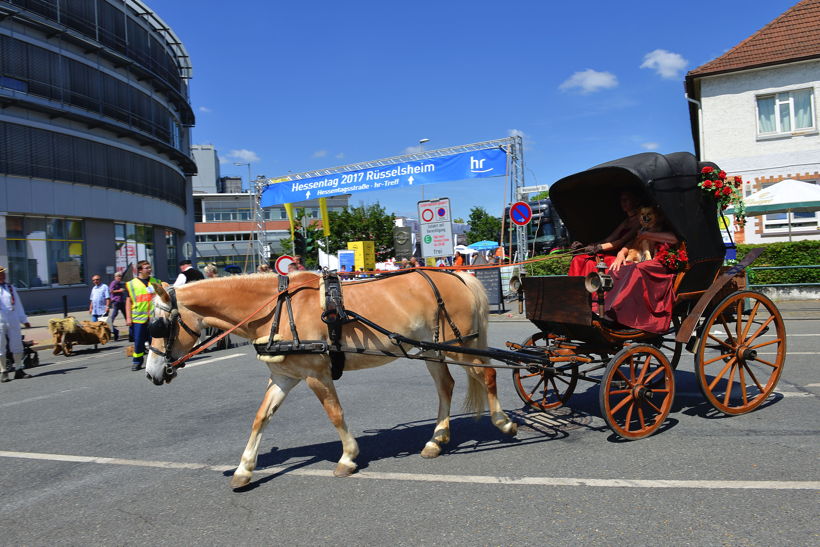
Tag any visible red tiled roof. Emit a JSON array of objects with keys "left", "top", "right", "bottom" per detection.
[{"left": 688, "top": 0, "right": 820, "bottom": 77}]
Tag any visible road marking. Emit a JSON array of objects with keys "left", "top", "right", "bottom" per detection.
[
  {"left": 0, "top": 450, "right": 817, "bottom": 491},
  {"left": 185, "top": 353, "right": 247, "bottom": 368},
  {"left": 806, "top": 383, "right": 820, "bottom": 388},
  {"left": 676, "top": 391, "right": 813, "bottom": 399},
  {"left": 0, "top": 388, "right": 88, "bottom": 408}
]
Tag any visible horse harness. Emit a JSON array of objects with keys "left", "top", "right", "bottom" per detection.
[{"left": 253, "top": 269, "right": 472, "bottom": 380}]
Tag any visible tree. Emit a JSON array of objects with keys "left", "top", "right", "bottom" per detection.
[
  {"left": 325, "top": 203, "right": 396, "bottom": 261},
  {"left": 465, "top": 206, "right": 501, "bottom": 244},
  {"left": 531, "top": 190, "right": 549, "bottom": 200}
]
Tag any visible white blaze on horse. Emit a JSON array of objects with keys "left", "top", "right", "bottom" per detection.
[{"left": 144, "top": 270, "right": 517, "bottom": 488}]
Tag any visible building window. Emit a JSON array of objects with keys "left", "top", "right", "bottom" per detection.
[
  {"left": 6, "top": 216, "right": 84, "bottom": 288},
  {"left": 166, "top": 230, "right": 179, "bottom": 280},
  {"left": 757, "top": 89, "right": 816, "bottom": 135},
  {"left": 761, "top": 180, "right": 819, "bottom": 234},
  {"left": 114, "top": 222, "right": 154, "bottom": 276}
]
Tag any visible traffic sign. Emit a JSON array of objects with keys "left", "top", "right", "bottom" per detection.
[
  {"left": 182, "top": 241, "right": 193, "bottom": 259},
  {"left": 274, "top": 255, "right": 294, "bottom": 275},
  {"left": 509, "top": 201, "right": 533, "bottom": 226},
  {"left": 417, "top": 198, "right": 454, "bottom": 258}
]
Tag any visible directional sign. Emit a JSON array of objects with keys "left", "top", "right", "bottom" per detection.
[
  {"left": 274, "top": 255, "right": 294, "bottom": 275},
  {"left": 509, "top": 201, "right": 533, "bottom": 226},
  {"left": 261, "top": 148, "right": 507, "bottom": 206}
]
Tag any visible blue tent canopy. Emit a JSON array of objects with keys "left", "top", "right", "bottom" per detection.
[{"left": 467, "top": 240, "right": 499, "bottom": 251}]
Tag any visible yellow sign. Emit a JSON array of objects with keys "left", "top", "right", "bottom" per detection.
[{"left": 347, "top": 241, "right": 375, "bottom": 271}]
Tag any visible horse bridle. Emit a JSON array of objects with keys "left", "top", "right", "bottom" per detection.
[{"left": 147, "top": 286, "right": 214, "bottom": 382}]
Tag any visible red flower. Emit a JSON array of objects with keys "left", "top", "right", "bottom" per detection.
[
  {"left": 715, "top": 190, "right": 722, "bottom": 197},
  {"left": 723, "top": 186, "right": 732, "bottom": 195},
  {"left": 703, "top": 181, "right": 713, "bottom": 189},
  {"left": 718, "top": 170, "right": 726, "bottom": 180},
  {"left": 715, "top": 180, "right": 723, "bottom": 188},
  {"left": 734, "top": 176, "right": 742, "bottom": 183},
  {"left": 701, "top": 166, "right": 714, "bottom": 173}
]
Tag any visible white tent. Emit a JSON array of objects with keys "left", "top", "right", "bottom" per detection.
[{"left": 726, "top": 179, "right": 820, "bottom": 241}]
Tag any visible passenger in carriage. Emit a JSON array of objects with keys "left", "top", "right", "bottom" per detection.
[
  {"left": 568, "top": 190, "right": 642, "bottom": 277},
  {"left": 603, "top": 218, "right": 680, "bottom": 334}
]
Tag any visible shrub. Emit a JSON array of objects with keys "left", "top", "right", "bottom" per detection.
[
  {"left": 737, "top": 240, "right": 820, "bottom": 285},
  {"left": 524, "top": 253, "right": 572, "bottom": 276}
]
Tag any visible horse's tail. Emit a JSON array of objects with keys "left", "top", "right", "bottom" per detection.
[{"left": 456, "top": 272, "right": 490, "bottom": 417}]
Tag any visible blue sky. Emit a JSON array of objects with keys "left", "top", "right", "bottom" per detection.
[{"left": 157, "top": 0, "right": 798, "bottom": 221}]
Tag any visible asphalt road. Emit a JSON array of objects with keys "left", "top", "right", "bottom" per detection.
[{"left": 1, "top": 316, "right": 817, "bottom": 546}]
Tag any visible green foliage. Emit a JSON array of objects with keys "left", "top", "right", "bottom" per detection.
[
  {"left": 523, "top": 253, "right": 573, "bottom": 276},
  {"left": 738, "top": 240, "right": 820, "bottom": 285},
  {"left": 531, "top": 190, "right": 549, "bottom": 200},
  {"left": 325, "top": 203, "right": 396, "bottom": 261},
  {"left": 465, "top": 207, "right": 501, "bottom": 244}
]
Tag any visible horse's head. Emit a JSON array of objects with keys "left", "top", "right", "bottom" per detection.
[{"left": 144, "top": 283, "right": 202, "bottom": 386}]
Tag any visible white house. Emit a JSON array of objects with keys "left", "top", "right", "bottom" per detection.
[{"left": 685, "top": 0, "right": 820, "bottom": 243}]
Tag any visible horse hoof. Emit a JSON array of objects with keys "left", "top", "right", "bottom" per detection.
[
  {"left": 420, "top": 441, "right": 442, "bottom": 459},
  {"left": 333, "top": 462, "right": 357, "bottom": 477},
  {"left": 230, "top": 473, "right": 251, "bottom": 489},
  {"left": 501, "top": 420, "right": 518, "bottom": 437}
]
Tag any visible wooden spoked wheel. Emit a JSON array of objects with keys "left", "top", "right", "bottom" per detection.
[
  {"left": 695, "top": 291, "right": 786, "bottom": 415},
  {"left": 600, "top": 344, "right": 675, "bottom": 440},
  {"left": 512, "top": 333, "right": 578, "bottom": 411}
]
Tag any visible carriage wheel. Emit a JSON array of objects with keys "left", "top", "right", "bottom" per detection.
[
  {"left": 695, "top": 291, "right": 786, "bottom": 415},
  {"left": 512, "top": 332, "right": 578, "bottom": 411},
  {"left": 599, "top": 344, "right": 675, "bottom": 440}
]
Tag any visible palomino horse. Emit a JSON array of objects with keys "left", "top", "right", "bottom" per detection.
[{"left": 144, "top": 270, "right": 517, "bottom": 488}]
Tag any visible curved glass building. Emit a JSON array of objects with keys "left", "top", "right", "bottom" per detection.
[{"left": 0, "top": 0, "right": 195, "bottom": 310}]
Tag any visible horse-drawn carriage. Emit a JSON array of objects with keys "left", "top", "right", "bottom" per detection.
[
  {"left": 142, "top": 151, "right": 784, "bottom": 488},
  {"left": 509, "top": 151, "right": 785, "bottom": 438}
]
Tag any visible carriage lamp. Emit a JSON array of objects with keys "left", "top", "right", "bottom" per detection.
[{"left": 584, "top": 271, "right": 613, "bottom": 294}]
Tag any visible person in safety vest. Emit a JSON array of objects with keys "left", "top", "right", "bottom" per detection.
[{"left": 125, "top": 260, "right": 161, "bottom": 371}]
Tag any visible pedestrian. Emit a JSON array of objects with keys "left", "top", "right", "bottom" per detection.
[
  {"left": 107, "top": 271, "right": 125, "bottom": 341},
  {"left": 257, "top": 263, "right": 272, "bottom": 273},
  {"left": 125, "top": 260, "right": 160, "bottom": 371},
  {"left": 0, "top": 266, "right": 32, "bottom": 382},
  {"left": 293, "top": 256, "right": 307, "bottom": 271},
  {"left": 88, "top": 274, "right": 111, "bottom": 322},
  {"left": 173, "top": 259, "right": 204, "bottom": 287},
  {"left": 203, "top": 263, "right": 218, "bottom": 278}
]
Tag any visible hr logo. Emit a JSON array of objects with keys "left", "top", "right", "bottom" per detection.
[{"left": 470, "top": 156, "right": 492, "bottom": 173}]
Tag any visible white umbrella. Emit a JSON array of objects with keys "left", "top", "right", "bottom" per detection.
[
  {"left": 453, "top": 244, "right": 477, "bottom": 254},
  {"left": 726, "top": 179, "right": 820, "bottom": 241}
]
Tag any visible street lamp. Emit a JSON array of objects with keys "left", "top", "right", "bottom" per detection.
[
  {"left": 418, "top": 139, "right": 430, "bottom": 200},
  {"left": 234, "top": 162, "right": 255, "bottom": 270}
]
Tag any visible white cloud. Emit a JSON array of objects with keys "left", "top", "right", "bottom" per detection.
[
  {"left": 641, "top": 142, "right": 660, "bottom": 150},
  {"left": 312, "top": 150, "right": 328, "bottom": 158},
  {"left": 198, "top": 106, "right": 212, "bottom": 113},
  {"left": 226, "top": 149, "right": 260, "bottom": 163},
  {"left": 559, "top": 69, "right": 618, "bottom": 94},
  {"left": 640, "top": 49, "right": 688, "bottom": 79},
  {"left": 404, "top": 145, "right": 423, "bottom": 154},
  {"left": 335, "top": 153, "right": 345, "bottom": 160}
]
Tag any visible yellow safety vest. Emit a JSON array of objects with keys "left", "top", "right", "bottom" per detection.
[{"left": 126, "top": 277, "right": 160, "bottom": 324}]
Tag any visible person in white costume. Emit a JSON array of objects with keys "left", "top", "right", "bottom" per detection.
[{"left": 0, "top": 266, "right": 32, "bottom": 383}]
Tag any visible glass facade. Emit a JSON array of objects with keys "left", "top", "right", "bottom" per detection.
[
  {"left": 6, "top": 215, "right": 85, "bottom": 288},
  {"left": 114, "top": 222, "right": 154, "bottom": 276}
]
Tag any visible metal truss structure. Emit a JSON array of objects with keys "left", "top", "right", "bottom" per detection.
[{"left": 254, "top": 136, "right": 526, "bottom": 265}]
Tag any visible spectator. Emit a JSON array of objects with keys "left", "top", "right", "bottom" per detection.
[
  {"left": 125, "top": 260, "right": 160, "bottom": 371},
  {"left": 409, "top": 257, "right": 419, "bottom": 268},
  {"left": 257, "top": 263, "right": 272, "bottom": 273},
  {"left": 203, "top": 263, "right": 218, "bottom": 278},
  {"left": 287, "top": 263, "right": 298, "bottom": 273},
  {"left": 107, "top": 272, "right": 125, "bottom": 341},
  {"left": 0, "top": 266, "right": 32, "bottom": 382},
  {"left": 293, "top": 256, "right": 307, "bottom": 271},
  {"left": 88, "top": 274, "right": 111, "bottom": 324},
  {"left": 174, "top": 259, "right": 204, "bottom": 287}
]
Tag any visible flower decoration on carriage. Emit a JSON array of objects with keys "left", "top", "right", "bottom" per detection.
[
  {"left": 656, "top": 246, "right": 688, "bottom": 272},
  {"left": 699, "top": 166, "right": 746, "bottom": 228}
]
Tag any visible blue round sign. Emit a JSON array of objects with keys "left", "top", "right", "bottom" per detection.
[{"left": 510, "top": 201, "right": 532, "bottom": 226}]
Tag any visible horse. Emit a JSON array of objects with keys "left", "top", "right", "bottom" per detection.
[{"left": 144, "top": 270, "right": 518, "bottom": 488}]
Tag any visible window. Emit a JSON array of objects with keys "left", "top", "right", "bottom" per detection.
[
  {"left": 757, "top": 89, "right": 816, "bottom": 135},
  {"left": 114, "top": 222, "right": 154, "bottom": 276},
  {"left": 762, "top": 180, "right": 819, "bottom": 234},
  {"left": 6, "top": 216, "right": 84, "bottom": 288}
]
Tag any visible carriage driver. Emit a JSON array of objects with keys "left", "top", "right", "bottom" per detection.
[
  {"left": 0, "top": 266, "right": 32, "bottom": 383},
  {"left": 125, "top": 260, "right": 161, "bottom": 371}
]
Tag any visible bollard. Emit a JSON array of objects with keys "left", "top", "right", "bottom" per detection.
[{"left": 63, "top": 295, "right": 68, "bottom": 318}]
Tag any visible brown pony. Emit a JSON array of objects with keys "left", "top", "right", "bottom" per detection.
[{"left": 144, "top": 270, "right": 517, "bottom": 488}]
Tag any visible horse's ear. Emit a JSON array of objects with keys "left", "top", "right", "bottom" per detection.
[{"left": 152, "top": 282, "right": 170, "bottom": 304}]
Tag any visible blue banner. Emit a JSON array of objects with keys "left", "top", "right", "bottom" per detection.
[{"left": 261, "top": 148, "right": 507, "bottom": 206}]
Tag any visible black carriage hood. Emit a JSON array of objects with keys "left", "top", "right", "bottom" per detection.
[{"left": 549, "top": 152, "right": 726, "bottom": 263}]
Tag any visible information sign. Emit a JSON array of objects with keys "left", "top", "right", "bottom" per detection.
[{"left": 418, "top": 198, "right": 454, "bottom": 258}]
